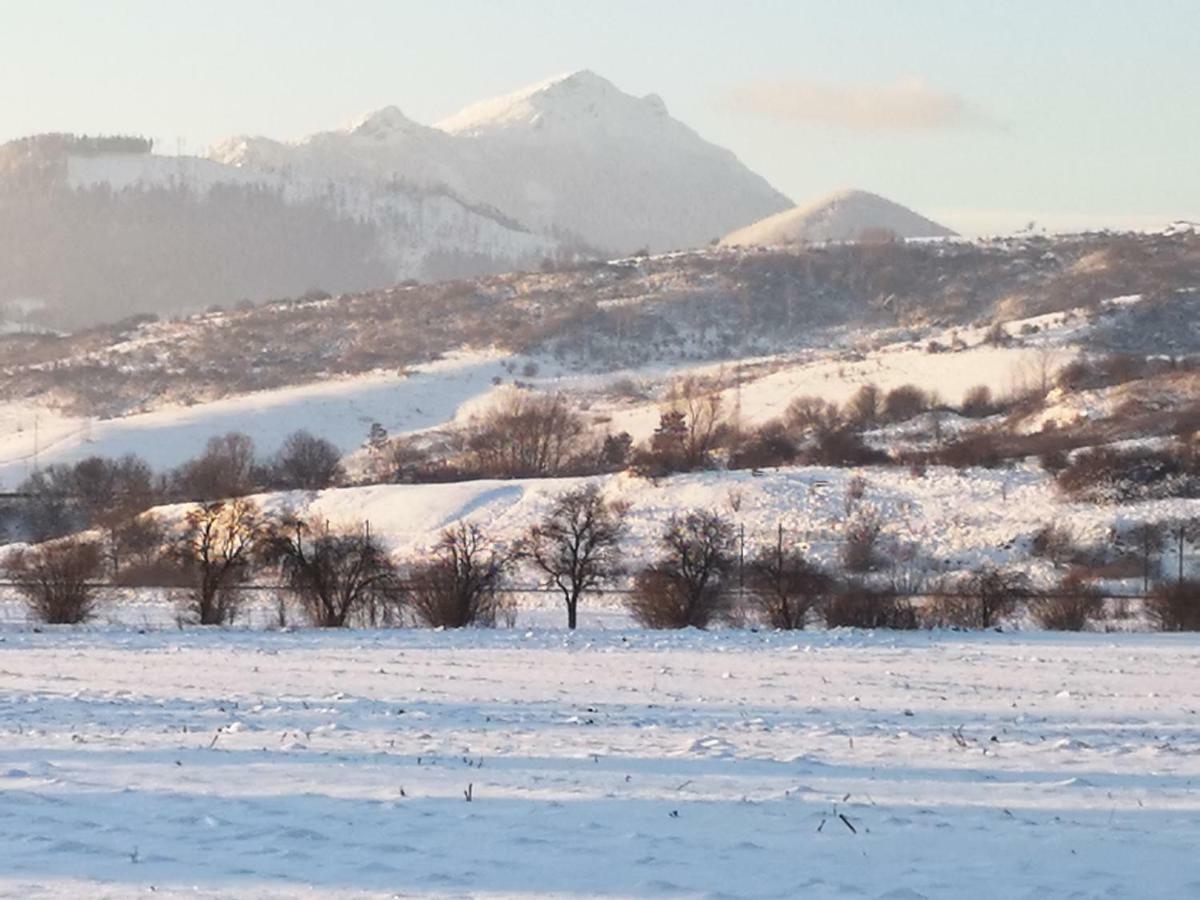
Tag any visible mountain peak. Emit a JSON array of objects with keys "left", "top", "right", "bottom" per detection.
[
  {"left": 435, "top": 70, "right": 662, "bottom": 136},
  {"left": 343, "top": 105, "right": 424, "bottom": 139}
]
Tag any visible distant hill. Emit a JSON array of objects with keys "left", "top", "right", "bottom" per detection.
[
  {"left": 0, "top": 72, "right": 793, "bottom": 329},
  {"left": 722, "top": 189, "right": 955, "bottom": 246}
]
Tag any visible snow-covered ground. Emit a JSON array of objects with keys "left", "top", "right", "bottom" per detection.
[
  {"left": 0, "top": 324, "right": 1078, "bottom": 490},
  {"left": 0, "top": 352, "right": 511, "bottom": 489},
  {"left": 1, "top": 627, "right": 1198, "bottom": 898}
]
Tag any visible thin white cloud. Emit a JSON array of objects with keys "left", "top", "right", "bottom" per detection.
[{"left": 720, "top": 77, "right": 993, "bottom": 132}]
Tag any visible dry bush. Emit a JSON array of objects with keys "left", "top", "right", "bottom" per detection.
[
  {"left": 930, "top": 566, "right": 1030, "bottom": 629},
  {"left": 844, "top": 384, "right": 882, "bottom": 429},
  {"left": 961, "top": 384, "right": 997, "bottom": 418},
  {"left": 408, "top": 523, "right": 508, "bottom": 628},
  {"left": 465, "top": 390, "right": 585, "bottom": 478},
  {"left": 3, "top": 539, "right": 104, "bottom": 624},
  {"left": 935, "top": 432, "right": 1006, "bottom": 468},
  {"left": 1145, "top": 580, "right": 1200, "bottom": 631},
  {"left": 785, "top": 395, "right": 842, "bottom": 433},
  {"left": 727, "top": 420, "right": 798, "bottom": 470},
  {"left": 806, "top": 427, "right": 889, "bottom": 466},
  {"left": 883, "top": 384, "right": 930, "bottom": 423},
  {"left": 821, "top": 583, "right": 917, "bottom": 629},
  {"left": 745, "top": 538, "right": 833, "bottom": 629},
  {"left": 1057, "top": 444, "right": 1199, "bottom": 502},
  {"left": 841, "top": 510, "right": 883, "bottom": 573},
  {"left": 263, "top": 518, "right": 403, "bottom": 627},
  {"left": 627, "top": 510, "right": 736, "bottom": 629},
  {"left": 1029, "top": 522, "right": 1082, "bottom": 568},
  {"left": 270, "top": 430, "right": 344, "bottom": 490},
  {"left": 1028, "top": 575, "right": 1105, "bottom": 631}
]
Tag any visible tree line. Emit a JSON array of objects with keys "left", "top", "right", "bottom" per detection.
[{"left": 5, "top": 484, "right": 1198, "bottom": 633}]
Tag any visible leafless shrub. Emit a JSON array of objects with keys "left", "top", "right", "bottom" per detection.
[
  {"left": 930, "top": 566, "right": 1030, "bottom": 629},
  {"left": 785, "top": 395, "right": 842, "bottom": 434},
  {"left": 935, "top": 432, "right": 1006, "bottom": 468},
  {"left": 844, "top": 384, "right": 882, "bottom": 429},
  {"left": 745, "top": 535, "right": 833, "bottom": 629},
  {"left": 883, "top": 384, "right": 930, "bottom": 423},
  {"left": 961, "top": 384, "right": 997, "bottom": 418},
  {"left": 262, "top": 517, "right": 403, "bottom": 627},
  {"left": 408, "top": 523, "right": 508, "bottom": 628},
  {"left": 1029, "top": 522, "right": 1081, "bottom": 568},
  {"left": 821, "top": 583, "right": 917, "bottom": 629},
  {"left": 271, "top": 430, "right": 344, "bottom": 490},
  {"left": 841, "top": 509, "right": 883, "bottom": 573},
  {"left": 1028, "top": 575, "right": 1104, "bottom": 631},
  {"left": 3, "top": 539, "right": 104, "bottom": 624},
  {"left": 627, "top": 510, "right": 736, "bottom": 629},
  {"left": 727, "top": 420, "right": 798, "bottom": 470},
  {"left": 519, "top": 485, "right": 628, "bottom": 629},
  {"left": 1145, "top": 579, "right": 1200, "bottom": 631},
  {"left": 1057, "top": 444, "right": 1199, "bottom": 503},
  {"left": 465, "top": 390, "right": 585, "bottom": 477},
  {"left": 806, "top": 427, "right": 889, "bottom": 467}
]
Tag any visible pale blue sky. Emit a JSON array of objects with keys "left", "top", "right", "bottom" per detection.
[{"left": 3, "top": 0, "right": 1197, "bottom": 233}]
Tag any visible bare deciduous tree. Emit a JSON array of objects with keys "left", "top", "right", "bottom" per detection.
[
  {"left": 174, "top": 498, "right": 267, "bottom": 624},
  {"left": 520, "top": 485, "right": 628, "bottom": 629},
  {"left": 173, "top": 432, "right": 260, "bottom": 500}
]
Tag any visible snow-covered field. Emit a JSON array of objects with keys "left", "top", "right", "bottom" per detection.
[{"left": 2, "top": 627, "right": 1199, "bottom": 898}]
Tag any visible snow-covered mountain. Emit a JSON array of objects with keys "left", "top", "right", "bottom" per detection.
[
  {"left": 213, "top": 70, "right": 792, "bottom": 254},
  {"left": 721, "top": 189, "right": 955, "bottom": 246}
]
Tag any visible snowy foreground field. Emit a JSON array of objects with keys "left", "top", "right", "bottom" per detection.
[{"left": 2, "top": 627, "right": 1199, "bottom": 899}]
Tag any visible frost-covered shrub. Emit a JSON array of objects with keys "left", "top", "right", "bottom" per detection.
[{"left": 1145, "top": 580, "right": 1200, "bottom": 632}]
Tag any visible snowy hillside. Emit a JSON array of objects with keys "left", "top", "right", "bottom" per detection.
[
  {"left": 722, "top": 189, "right": 956, "bottom": 246},
  {"left": 215, "top": 70, "right": 792, "bottom": 254},
  {"left": 65, "top": 150, "right": 556, "bottom": 284}
]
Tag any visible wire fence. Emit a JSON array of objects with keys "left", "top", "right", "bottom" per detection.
[{"left": 0, "top": 580, "right": 1160, "bottom": 630}]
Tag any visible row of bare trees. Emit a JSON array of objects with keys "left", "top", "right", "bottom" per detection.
[
  {"left": 6, "top": 430, "right": 345, "bottom": 546},
  {"left": 10, "top": 487, "right": 1195, "bottom": 632}
]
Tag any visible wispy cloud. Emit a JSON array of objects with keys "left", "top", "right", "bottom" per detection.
[{"left": 719, "top": 77, "right": 994, "bottom": 132}]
